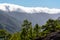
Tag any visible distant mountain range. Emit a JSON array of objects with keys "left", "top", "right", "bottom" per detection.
[{"left": 0, "top": 3, "right": 60, "bottom": 33}]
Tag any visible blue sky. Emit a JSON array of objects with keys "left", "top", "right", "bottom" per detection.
[{"left": 0, "top": 0, "right": 60, "bottom": 8}]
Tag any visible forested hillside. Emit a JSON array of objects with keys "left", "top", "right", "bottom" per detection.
[{"left": 0, "top": 19, "right": 60, "bottom": 40}]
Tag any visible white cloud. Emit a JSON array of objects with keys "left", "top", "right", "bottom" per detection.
[{"left": 0, "top": 3, "right": 60, "bottom": 14}]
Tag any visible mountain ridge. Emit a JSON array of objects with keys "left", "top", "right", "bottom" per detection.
[{"left": 0, "top": 3, "right": 60, "bottom": 33}]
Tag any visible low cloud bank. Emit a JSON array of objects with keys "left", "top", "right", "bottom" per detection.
[{"left": 0, "top": 3, "right": 60, "bottom": 14}]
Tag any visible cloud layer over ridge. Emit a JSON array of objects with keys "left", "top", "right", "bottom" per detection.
[{"left": 0, "top": 3, "right": 60, "bottom": 14}]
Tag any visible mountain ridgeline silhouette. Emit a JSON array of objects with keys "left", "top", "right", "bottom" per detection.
[{"left": 0, "top": 3, "right": 60, "bottom": 33}]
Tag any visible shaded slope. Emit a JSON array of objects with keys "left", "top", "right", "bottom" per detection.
[{"left": 0, "top": 10, "right": 21, "bottom": 33}]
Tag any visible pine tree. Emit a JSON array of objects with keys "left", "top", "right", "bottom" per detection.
[
  {"left": 34, "top": 24, "right": 41, "bottom": 37},
  {"left": 42, "top": 19, "right": 57, "bottom": 32},
  {"left": 20, "top": 20, "right": 32, "bottom": 40}
]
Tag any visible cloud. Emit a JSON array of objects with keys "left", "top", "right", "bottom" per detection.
[{"left": 0, "top": 3, "right": 60, "bottom": 14}]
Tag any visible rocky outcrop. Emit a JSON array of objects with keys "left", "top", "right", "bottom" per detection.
[
  {"left": 35, "top": 30, "right": 60, "bottom": 40},
  {"left": 43, "top": 30, "right": 60, "bottom": 40}
]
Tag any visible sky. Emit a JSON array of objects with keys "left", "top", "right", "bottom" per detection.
[{"left": 0, "top": 0, "right": 60, "bottom": 8}]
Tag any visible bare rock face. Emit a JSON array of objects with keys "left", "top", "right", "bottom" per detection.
[
  {"left": 43, "top": 31, "right": 60, "bottom": 40},
  {"left": 35, "top": 31, "right": 60, "bottom": 40}
]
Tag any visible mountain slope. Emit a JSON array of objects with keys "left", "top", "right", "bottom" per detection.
[
  {"left": 0, "top": 3, "right": 60, "bottom": 33},
  {"left": 0, "top": 10, "right": 21, "bottom": 33}
]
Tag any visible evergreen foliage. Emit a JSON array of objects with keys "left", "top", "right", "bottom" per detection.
[{"left": 0, "top": 19, "right": 60, "bottom": 40}]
